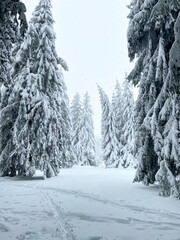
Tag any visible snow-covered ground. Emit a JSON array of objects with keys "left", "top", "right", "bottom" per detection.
[{"left": 1, "top": 166, "right": 180, "bottom": 240}]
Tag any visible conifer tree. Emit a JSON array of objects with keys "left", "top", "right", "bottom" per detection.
[
  {"left": 155, "top": 12, "right": 180, "bottom": 197},
  {"left": 98, "top": 85, "right": 119, "bottom": 168},
  {"left": 120, "top": 78, "right": 135, "bottom": 168},
  {"left": 127, "top": 0, "right": 180, "bottom": 194},
  {"left": 0, "top": 0, "right": 71, "bottom": 177},
  {"left": 111, "top": 81, "right": 123, "bottom": 166},
  {"left": 59, "top": 82, "right": 74, "bottom": 168},
  {"left": 79, "top": 92, "right": 96, "bottom": 166},
  {"left": 71, "top": 93, "right": 83, "bottom": 164},
  {"left": 111, "top": 79, "right": 135, "bottom": 168},
  {"left": 0, "top": 1, "right": 27, "bottom": 176}
]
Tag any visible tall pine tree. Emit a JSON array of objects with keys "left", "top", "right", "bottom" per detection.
[
  {"left": 127, "top": 0, "right": 180, "bottom": 195},
  {"left": 0, "top": 0, "right": 27, "bottom": 176},
  {"left": 0, "top": 0, "right": 71, "bottom": 177},
  {"left": 155, "top": 12, "right": 180, "bottom": 197}
]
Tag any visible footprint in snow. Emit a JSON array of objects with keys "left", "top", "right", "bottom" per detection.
[
  {"left": 0, "top": 223, "right": 9, "bottom": 232},
  {"left": 16, "top": 231, "right": 38, "bottom": 240}
]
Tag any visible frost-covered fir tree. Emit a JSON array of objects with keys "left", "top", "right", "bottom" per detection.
[
  {"left": 98, "top": 85, "right": 119, "bottom": 168},
  {"left": 0, "top": 1, "right": 27, "bottom": 177},
  {"left": 127, "top": 0, "right": 180, "bottom": 193},
  {"left": 111, "top": 81, "right": 123, "bottom": 166},
  {"left": 155, "top": 12, "right": 180, "bottom": 197},
  {"left": 121, "top": 78, "right": 135, "bottom": 168},
  {"left": 0, "top": 0, "right": 71, "bottom": 177},
  {"left": 79, "top": 92, "right": 96, "bottom": 166},
  {"left": 111, "top": 79, "right": 135, "bottom": 168},
  {"left": 71, "top": 93, "right": 83, "bottom": 164},
  {"left": 59, "top": 82, "right": 74, "bottom": 168}
]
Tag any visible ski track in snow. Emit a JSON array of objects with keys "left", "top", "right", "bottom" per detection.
[
  {"left": 0, "top": 181, "right": 75, "bottom": 240},
  {"left": 20, "top": 183, "right": 180, "bottom": 239},
  {"left": 1, "top": 167, "right": 180, "bottom": 240},
  {"left": 39, "top": 186, "right": 180, "bottom": 234},
  {"left": 38, "top": 186, "right": 180, "bottom": 221},
  {"left": 39, "top": 188, "right": 76, "bottom": 240},
  {"left": 13, "top": 182, "right": 76, "bottom": 240}
]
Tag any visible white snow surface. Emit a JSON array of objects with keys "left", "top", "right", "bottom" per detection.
[{"left": 1, "top": 166, "right": 180, "bottom": 240}]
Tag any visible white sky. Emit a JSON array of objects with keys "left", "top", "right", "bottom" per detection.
[{"left": 22, "top": 0, "right": 135, "bottom": 137}]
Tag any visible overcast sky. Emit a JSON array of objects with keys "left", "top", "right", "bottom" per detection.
[{"left": 23, "top": 0, "right": 134, "bottom": 137}]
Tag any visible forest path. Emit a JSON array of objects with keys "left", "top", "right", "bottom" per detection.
[{"left": 0, "top": 166, "right": 180, "bottom": 240}]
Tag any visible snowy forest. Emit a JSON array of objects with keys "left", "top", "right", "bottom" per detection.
[{"left": 0, "top": 0, "right": 180, "bottom": 240}]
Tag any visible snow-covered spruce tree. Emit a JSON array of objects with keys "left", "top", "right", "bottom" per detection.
[
  {"left": 111, "top": 81, "right": 123, "bottom": 166},
  {"left": 0, "top": 0, "right": 71, "bottom": 177},
  {"left": 127, "top": 1, "right": 180, "bottom": 188},
  {"left": 0, "top": 25, "right": 39, "bottom": 176},
  {"left": 0, "top": 0, "right": 27, "bottom": 87},
  {"left": 0, "top": 1, "right": 27, "bottom": 176},
  {"left": 121, "top": 78, "right": 135, "bottom": 168},
  {"left": 0, "top": 18, "right": 20, "bottom": 176},
  {"left": 58, "top": 80, "right": 74, "bottom": 168},
  {"left": 71, "top": 93, "right": 83, "bottom": 165},
  {"left": 155, "top": 12, "right": 180, "bottom": 197},
  {"left": 79, "top": 92, "right": 96, "bottom": 166},
  {"left": 98, "top": 85, "right": 119, "bottom": 168}
]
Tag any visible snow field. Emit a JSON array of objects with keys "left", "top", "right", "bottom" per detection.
[{"left": 1, "top": 166, "right": 180, "bottom": 240}]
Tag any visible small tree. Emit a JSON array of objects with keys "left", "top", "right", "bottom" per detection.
[
  {"left": 98, "top": 85, "right": 119, "bottom": 168},
  {"left": 59, "top": 87, "right": 74, "bottom": 168},
  {"left": 121, "top": 78, "right": 135, "bottom": 168},
  {"left": 71, "top": 93, "right": 83, "bottom": 164},
  {"left": 111, "top": 81, "right": 123, "bottom": 166},
  {"left": 79, "top": 92, "right": 96, "bottom": 166}
]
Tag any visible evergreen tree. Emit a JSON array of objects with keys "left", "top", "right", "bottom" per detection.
[
  {"left": 155, "top": 12, "right": 180, "bottom": 197},
  {"left": 0, "top": 1, "right": 27, "bottom": 176},
  {"left": 79, "top": 92, "right": 96, "bottom": 166},
  {"left": 127, "top": 0, "right": 180, "bottom": 194},
  {"left": 111, "top": 81, "right": 123, "bottom": 166},
  {"left": 111, "top": 79, "right": 136, "bottom": 168},
  {"left": 0, "top": 0, "right": 71, "bottom": 177},
  {"left": 121, "top": 78, "right": 135, "bottom": 168},
  {"left": 98, "top": 85, "right": 119, "bottom": 168},
  {"left": 59, "top": 81, "right": 74, "bottom": 168},
  {"left": 71, "top": 93, "right": 83, "bottom": 164}
]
